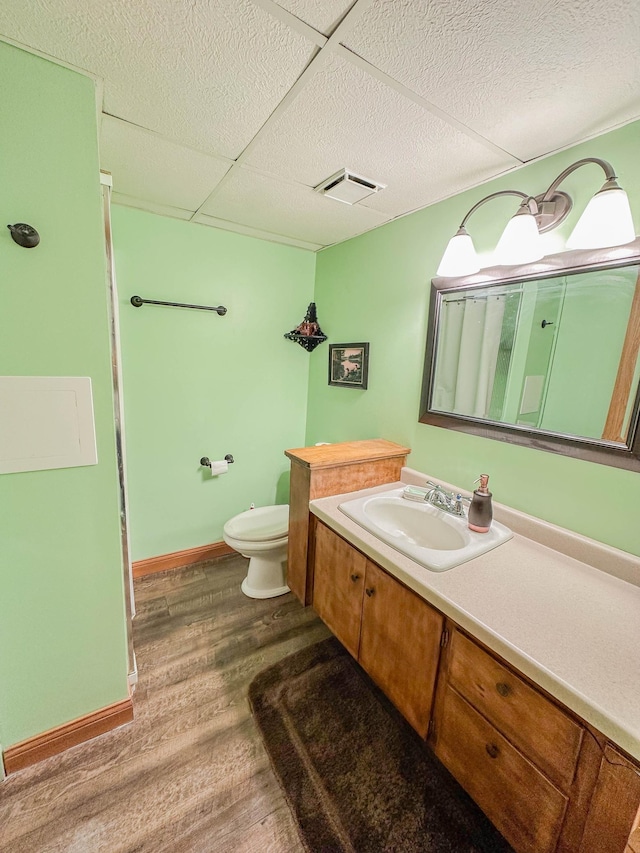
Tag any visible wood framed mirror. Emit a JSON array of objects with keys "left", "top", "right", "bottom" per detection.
[{"left": 419, "top": 240, "right": 640, "bottom": 471}]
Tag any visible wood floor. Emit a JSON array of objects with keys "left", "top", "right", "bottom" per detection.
[
  {"left": 0, "top": 555, "right": 330, "bottom": 852},
  {"left": 3, "top": 554, "right": 639, "bottom": 853}
]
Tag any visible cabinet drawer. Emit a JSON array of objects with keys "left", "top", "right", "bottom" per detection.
[
  {"left": 448, "top": 630, "right": 583, "bottom": 790},
  {"left": 436, "top": 686, "right": 568, "bottom": 853}
]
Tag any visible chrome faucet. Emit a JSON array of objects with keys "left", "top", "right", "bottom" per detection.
[{"left": 425, "top": 481, "right": 470, "bottom": 517}]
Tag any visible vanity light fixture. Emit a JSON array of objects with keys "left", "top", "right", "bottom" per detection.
[
  {"left": 437, "top": 191, "right": 543, "bottom": 277},
  {"left": 436, "top": 158, "right": 636, "bottom": 277}
]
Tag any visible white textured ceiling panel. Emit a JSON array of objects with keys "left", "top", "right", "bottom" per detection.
[
  {"left": 273, "top": 0, "right": 354, "bottom": 36},
  {"left": 0, "top": 0, "right": 316, "bottom": 159},
  {"left": 112, "top": 193, "right": 194, "bottom": 222},
  {"left": 244, "top": 54, "right": 517, "bottom": 218},
  {"left": 100, "top": 116, "right": 231, "bottom": 212},
  {"left": 193, "top": 213, "right": 323, "bottom": 252},
  {"left": 3, "top": 0, "right": 640, "bottom": 249},
  {"left": 344, "top": 0, "right": 640, "bottom": 161},
  {"left": 200, "top": 167, "right": 390, "bottom": 246}
]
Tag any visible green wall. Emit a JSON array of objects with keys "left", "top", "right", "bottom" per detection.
[
  {"left": 308, "top": 120, "right": 640, "bottom": 557},
  {"left": 113, "top": 206, "right": 315, "bottom": 561},
  {"left": 0, "top": 43, "right": 129, "bottom": 747}
]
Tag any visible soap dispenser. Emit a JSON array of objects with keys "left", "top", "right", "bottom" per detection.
[{"left": 468, "top": 474, "right": 493, "bottom": 533}]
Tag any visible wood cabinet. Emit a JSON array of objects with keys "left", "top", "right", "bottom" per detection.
[
  {"left": 313, "top": 522, "right": 443, "bottom": 738},
  {"left": 433, "top": 627, "right": 640, "bottom": 853},
  {"left": 434, "top": 628, "right": 586, "bottom": 853},
  {"left": 436, "top": 684, "right": 568, "bottom": 853},
  {"left": 313, "top": 520, "right": 366, "bottom": 658},
  {"left": 578, "top": 745, "right": 640, "bottom": 853},
  {"left": 307, "top": 516, "right": 640, "bottom": 853},
  {"left": 445, "top": 629, "right": 583, "bottom": 791},
  {"left": 285, "top": 440, "right": 410, "bottom": 605},
  {"left": 359, "top": 561, "right": 443, "bottom": 737}
]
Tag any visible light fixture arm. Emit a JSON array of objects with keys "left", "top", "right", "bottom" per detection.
[
  {"left": 540, "top": 157, "right": 619, "bottom": 203},
  {"left": 458, "top": 190, "right": 537, "bottom": 230}
]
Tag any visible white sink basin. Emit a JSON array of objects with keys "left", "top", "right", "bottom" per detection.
[{"left": 339, "top": 487, "right": 513, "bottom": 572}]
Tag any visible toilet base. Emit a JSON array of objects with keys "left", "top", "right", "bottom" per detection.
[
  {"left": 240, "top": 551, "right": 289, "bottom": 599},
  {"left": 241, "top": 576, "right": 289, "bottom": 599}
]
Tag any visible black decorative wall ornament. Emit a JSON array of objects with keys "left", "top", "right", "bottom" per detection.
[
  {"left": 284, "top": 302, "right": 327, "bottom": 352},
  {"left": 7, "top": 223, "right": 40, "bottom": 248}
]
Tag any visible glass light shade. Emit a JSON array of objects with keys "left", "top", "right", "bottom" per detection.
[
  {"left": 566, "top": 187, "right": 636, "bottom": 249},
  {"left": 436, "top": 229, "right": 480, "bottom": 277},
  {"left": 493, "top": 212, "right": 543, "bottom": 266}
]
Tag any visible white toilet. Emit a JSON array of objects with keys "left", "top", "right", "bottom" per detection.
[{"left": 223, "top": 504, "right": 289, "bottom": 599}]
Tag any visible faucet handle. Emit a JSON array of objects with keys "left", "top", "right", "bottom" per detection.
[
  {"left": 426, "top": 480, "right": 456, "bottom": 497},
  {"left": 454, "top": 493, "right": 470, "bottom": 516}
]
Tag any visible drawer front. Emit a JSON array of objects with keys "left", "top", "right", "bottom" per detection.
[
  {"left": 436, "top": 686, "right": 568, "bottom": 853},
  {"left": 448, "top": 630, "right": 583, "bottom": 790}
]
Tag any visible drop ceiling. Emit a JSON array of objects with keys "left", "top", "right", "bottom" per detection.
[{"left": 1, "top": 0, "right": 639, "bottom": 251}]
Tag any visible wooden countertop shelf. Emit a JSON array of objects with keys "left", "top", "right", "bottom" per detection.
[{"left": 285, "top": 439, "right": 410, "bottom": 469}]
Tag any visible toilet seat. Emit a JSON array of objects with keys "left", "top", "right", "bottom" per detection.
[
  {"left": 223, "top": 532, "right": 288, "bottom": 553},
  {"left": 223, "top": 504, "right": 290, "bottom": 600},
  {"left": 223, "top": 504, "right": 288, "bottom": 543}
]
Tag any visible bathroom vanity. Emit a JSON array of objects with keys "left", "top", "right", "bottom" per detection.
[
  {"left": 286, "top": 443, "right": 640, "bottom": 853},
  {"left": 284, "top": 439, "right": 410, "bottom": 604}
]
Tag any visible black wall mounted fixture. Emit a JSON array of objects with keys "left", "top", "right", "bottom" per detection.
[
  {"left": 130, "top": 295, "right": 227, "bottom": 315},
  {"left": 284, "top": 302, "right": 327, "bottom": 352},
  {"left": 200, "top": 455, "right": 234, "bottom": 467},
  {"left": 7, "top": 223, "right": 40, "bottom": 248}
]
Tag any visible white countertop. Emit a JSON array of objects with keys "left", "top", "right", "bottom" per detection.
[{"left": 309, "top": 469, "right": 640, "bottom": 761}]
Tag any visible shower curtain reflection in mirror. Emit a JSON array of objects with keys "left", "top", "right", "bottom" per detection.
[{"left": 432, "top": 290, "right": 509, "bottom": 419}]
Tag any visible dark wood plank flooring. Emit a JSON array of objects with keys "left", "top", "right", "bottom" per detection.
[{"left": 0, "top": 555, "right": 329, "bottom": 852}]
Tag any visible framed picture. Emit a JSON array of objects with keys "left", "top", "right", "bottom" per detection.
[{"left": 328, "top": 343, "right": 370, "bottom": 389}]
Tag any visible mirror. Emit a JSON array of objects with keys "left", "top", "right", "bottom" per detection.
[{"left": 420, "top": 242, "right": 640, "bottom": 471}]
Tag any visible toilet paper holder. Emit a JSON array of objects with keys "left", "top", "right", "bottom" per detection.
[{"left": 200, "top": 454, "right": 234, "bottom": 467}]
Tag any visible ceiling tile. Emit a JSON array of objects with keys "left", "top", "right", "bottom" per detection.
[
  {"left": 244, "top": 53, "right": 517, "bottom": 218},
  {"left": 343, "top": 0, "right": 640, "bottom": 161},
  {"left": 273, "top": 0, "right": 354, "bottom": 36},
  {"left": 111, "top": 193, "right": 193, "bottom": 222},
  {"left": 192, "top": 213, "right": 322, "bottom": 251},
  {"left": 200, "top": 166, "right": 390, "bottom": 246},
  {"left": 100, "top": 116, "right": 231, "bottom": 211},
  {"left": 0, "top": 0, "right": 317, "bottom": 159}
]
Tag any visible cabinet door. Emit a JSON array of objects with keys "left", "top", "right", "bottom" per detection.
[
  {"left": 579, "top": 745, "right": 640, "bottom": 853},
  {"left": 312, "top": 522, "right": 366, "bottom": 658},
  {"left": 359, "top": 560, "right": 443, "bottom": 738}
]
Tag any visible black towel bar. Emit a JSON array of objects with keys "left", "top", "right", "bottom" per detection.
[{"left": 131, "top": 295, "right": 227, "bottom": 315}]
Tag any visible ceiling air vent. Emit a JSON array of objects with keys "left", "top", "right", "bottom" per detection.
[{"left": 315, "top": 168, "right": 386, "bottom": 205}]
